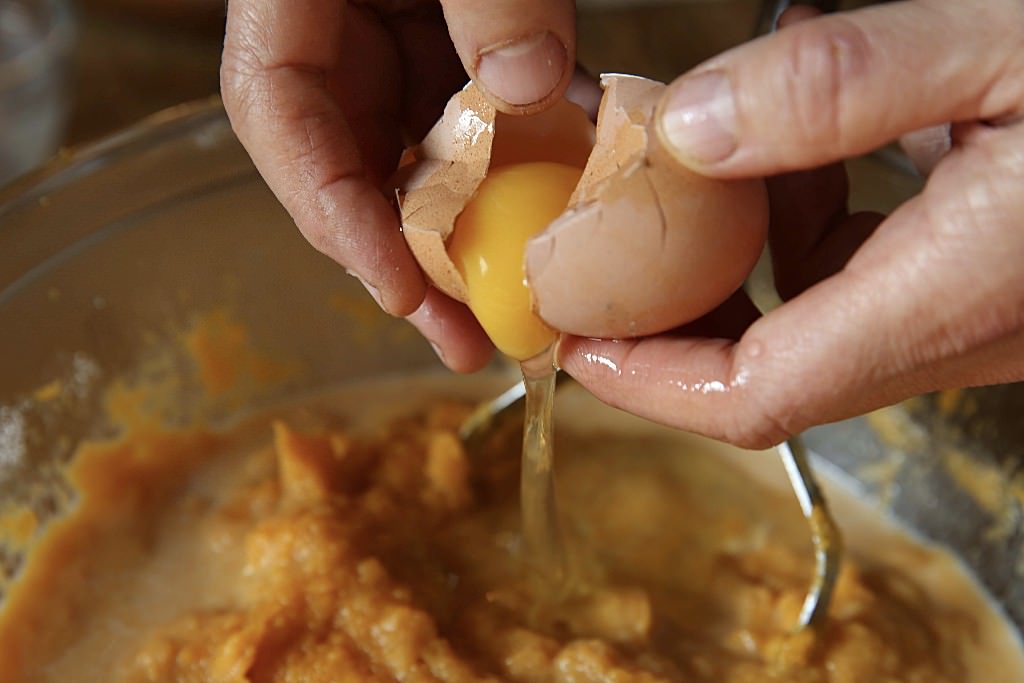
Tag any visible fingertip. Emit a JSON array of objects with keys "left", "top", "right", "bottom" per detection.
[
  {"left": 406, "top": 287, "right": 496, "bottom": 373},
  {"left": 653, "top": 4, "right": 825, "bottom": 173},
  {"left": 433, "top": 323, "right": 495, "bottom": 373},
  {"left": 315, "top": 183, "right": 427, "bottom": 318},
  {"left": 555, "top": 335, "right": 631, "bottom": 403},
  {"left": 659, "top": 2, "right": 1008, "bottom": 178},
  {"left": 555, "top": 336, "right": 621, "bottom": 394},
  {"left": 565, "top": 65, "right": 602, "bottom": 121},
  {"left": 350, "top": 275, "right": 422, "bottom": 319},
  {"left": 554, "top": 334, "right": 586, "bottom": 372},
  {"left": 655, "top": 69, "right": 739, "bottom": 173},
  {"left": 443, "top": 342, "right": 496, "bottom": 374},
  {"left": 380, "top": 278, "right": 428, "bottom": 318},
  {"left": 378, "top": 247, "right": 430, "bottom": 318},
  {"left": 440, "top": 0, "right": 576, "bottom": 115},
  {"left": 899, "top": 124, "right": 952, "bottom": 176}
]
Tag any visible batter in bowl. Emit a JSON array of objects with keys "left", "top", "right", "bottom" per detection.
[{"left": 0, "top": 377, "right": 1021, "bottom": 683}]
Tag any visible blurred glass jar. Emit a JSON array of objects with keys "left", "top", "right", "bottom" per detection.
[{"left": 0, "top": 0, "right": 73, "bottom": 187}]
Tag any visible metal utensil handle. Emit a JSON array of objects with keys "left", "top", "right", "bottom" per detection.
[
  {"left": 778, "top": 436, "right": 843, "bottom": 629},
  {"left": 748, "top": 0, "right": 844, "bottom": 634}
]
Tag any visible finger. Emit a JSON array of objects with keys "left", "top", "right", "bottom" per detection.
[
  {"left": 765, "top": 163, "right": 848, "bottom": 278},
  {"left": 774, "top": 210, "right": 883, "bottom": 300},
  {"left": 565, "top": 64, "right": 603, "bottom": 121},
  {"left": 331, "top": 5, "right": 405, "bottom": 185},
  {"left": 222, "top": 0, "right": 425, "bottom": 316},
  {"left": 438, "top": 0, "right": 576, "bottom": 113},
  {"left": 558, "top": 334, "right": 746, "bottom": 443},
  {"left": 560, "top": 318, "right": 1024, "bottom": 450},
  {"left": 561, "top": 123, "right": 1024, "bottom": 448},
  {"left": 407, "top": 287, "right": 495, "bottom": 373},
  {"left": 656, "top": 0, "right": 1024, "bottom": 175},
  {"left": 768, "top": 154, "right": 883, "bottom": 301}
]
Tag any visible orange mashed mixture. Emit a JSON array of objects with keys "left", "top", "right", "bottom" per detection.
[{"left": 0, "top": 382, "right": 1021, "bottom": 683}]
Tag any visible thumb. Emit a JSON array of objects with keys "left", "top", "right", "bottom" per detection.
[
  {"left": 654, "top": 0, "right": 1024, "bottom": 176},
  {"left": 439, "top": 0, "right": 576, "bottom": 114}
]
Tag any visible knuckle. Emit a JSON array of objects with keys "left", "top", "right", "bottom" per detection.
[
  {"left": 780, "top": 18, "right": 871, "bottom": 152},
  {"left": 302, "top": 182, "right": 381, "bottom": 266},
  {"left": 220, "top": 6, "right": 275, "bottom": 118},
  {"left": 220, "top": 47, "right": 265, "bottom": 121},
  {"left": 299, "top": 214, "right": 360, "bottom": 270}
]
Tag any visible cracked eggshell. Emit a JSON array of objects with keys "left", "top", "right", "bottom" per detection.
[
  {"left": 525, "top": 74, "right": 769, "bottom": 339},
  {"left": 392, "top": 82, "right": 594, "bottom": 304},
  {"left": 391, "top": 85, "right": 493, "bottom": 304},
  {"left": 394, "top": 74, "right": 768, "bottom": 340}
]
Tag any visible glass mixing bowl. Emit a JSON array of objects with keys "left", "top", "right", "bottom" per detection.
[
  {"left": 0, "top": 0, "right": 73, "bottom": 185},
  {"left": 0, "top": 99, "right": 1020, "bottom": 641}
]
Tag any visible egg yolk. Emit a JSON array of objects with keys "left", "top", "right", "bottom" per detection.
[{"left": 448, "top": 162, "right": 582, "bottom": 361}]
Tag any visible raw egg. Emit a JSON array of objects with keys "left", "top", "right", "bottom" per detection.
[
  {"left": 448, "top": 162, "right": 583, "bottom": 360},
  {"left": 392, "top": 74, "right": 769, "bottom": 353}
]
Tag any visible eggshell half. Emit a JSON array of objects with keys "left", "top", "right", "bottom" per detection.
[{"left": 525, "top": 74, "right": 769, "bottom": 338}]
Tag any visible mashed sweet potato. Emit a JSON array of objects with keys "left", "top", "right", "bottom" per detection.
[{"left": 0, "top": 382, "right": 1021, "bottom": 683}]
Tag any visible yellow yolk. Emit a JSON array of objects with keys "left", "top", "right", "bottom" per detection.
[{"left": 448, "top": 162, "right": 582, "bottom": 361}]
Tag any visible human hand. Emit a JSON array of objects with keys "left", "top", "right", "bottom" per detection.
[
  {"left": 555, "top": 0, "right": 1024, "bottom": 449},
  {"left": 220, "top": 0, "right": 578, "bottom": 372}
]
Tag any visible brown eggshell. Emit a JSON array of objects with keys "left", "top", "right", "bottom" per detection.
[
  {"left": 393, "top": 82, "right": 594, "bottom": 304},
  {"left": 525, "top": 74, "right": 769, "bottom": 338},
  {"left": 392, "top": 85, "right": 493, "bottom": 303}
]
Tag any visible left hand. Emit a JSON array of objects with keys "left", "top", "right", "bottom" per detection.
[{"left": 554, "top": 1, "right": 1024, "bottom": 449}]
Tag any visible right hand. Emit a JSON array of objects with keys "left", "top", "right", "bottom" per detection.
[{"left": 220, "top": 0, "right": 578, "bottom": 372}]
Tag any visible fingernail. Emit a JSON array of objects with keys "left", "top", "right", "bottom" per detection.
[
  {"left": 659, "top": 70, "right": 738, "bottom": 165},
  {"left": 351, "top": 272, "right": 386, "bottom": 312},
  {"left": 476, "top": 32, "right": 567, "bottom": 108},
  {"left": 429, "top": 341, "right": 448, "bottom": 366},
  {"left": 406, "top": 297, "right": 449, "bottom": 367}
]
